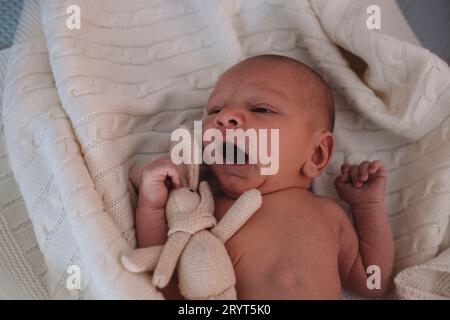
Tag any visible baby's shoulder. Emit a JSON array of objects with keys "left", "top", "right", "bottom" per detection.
[
  {"left": 264, "top": 188, "right": 345, "bottom": 213},
  {"left": 311, "top": 194, "right": 344, "bottom": 210},
  {"left": 310, "top": 194, "right": 348, "bottom": 219},
  {"left": 308, "top": 195, "right": 353, "bottom": 238},
  {"left": 259, "top": 188, "right": 347, "bottom": 225}
]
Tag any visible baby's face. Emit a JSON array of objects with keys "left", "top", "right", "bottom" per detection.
[{"left": 203, "top": 59, "right": 320, "bottom": 198}]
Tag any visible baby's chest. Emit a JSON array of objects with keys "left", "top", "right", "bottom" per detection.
[
  {"left": 222, "top": 209, "right": 339, "bottom": 266},
  {"left": 223, "top": 216, "right": 341, "bottom": 295}
]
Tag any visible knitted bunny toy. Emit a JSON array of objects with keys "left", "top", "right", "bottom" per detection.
[{"left": 121, "top": 134, "right": 262, "bottom": 300}]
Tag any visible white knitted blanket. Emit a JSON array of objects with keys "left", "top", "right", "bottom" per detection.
[{"left": 1, "top": 0, "right": 449, "bottom": 299}]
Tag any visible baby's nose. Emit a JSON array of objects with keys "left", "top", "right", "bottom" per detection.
[{"left": 214, "top": 109, "right": 244, "bottom": 128}]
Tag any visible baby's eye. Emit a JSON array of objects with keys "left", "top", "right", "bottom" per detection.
[
  {"left": 207, "top": 107, "right": 221, "bottom": 115},
  {"left": 252, "top": 106, "right": 272, "bottom": 113}
]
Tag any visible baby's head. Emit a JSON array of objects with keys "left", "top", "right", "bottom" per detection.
[{"left": 203, "top": 54, "right": 335, "bottom": 198}]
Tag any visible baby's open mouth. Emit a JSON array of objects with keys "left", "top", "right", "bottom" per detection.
[{"left": 221, "top": 141, "right": 249, "bottom": 164}]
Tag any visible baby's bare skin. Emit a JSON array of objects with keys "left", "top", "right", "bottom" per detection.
[
  {"left": 215, "top": 188, "right": 342, "bottom": 299},
  {"left": 137, "top": 160, "right": 393, "bottom": 299},
  {"left": 215, "top": 160, "right": 393, "bottom": 299},
  {"left": 135, "top": 55, "right": 394, "bottom": 299}
]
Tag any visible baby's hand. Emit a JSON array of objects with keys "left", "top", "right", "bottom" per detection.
[
  {"left": 334, "top": 160, "right": 387, "bottom": 206},
  {"left": 138, "top": 156, "right": 181, "bottom": 210}
]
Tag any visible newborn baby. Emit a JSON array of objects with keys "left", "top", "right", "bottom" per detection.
[{"left": 135, "top": 55, "right": 394, "bottom": 299}]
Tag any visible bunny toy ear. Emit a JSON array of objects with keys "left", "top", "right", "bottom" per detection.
[{"left": 169, "top": 124, "right": 200, "bottom": 191}]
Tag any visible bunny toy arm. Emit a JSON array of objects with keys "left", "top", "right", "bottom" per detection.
[
  {"left": 152, "top": 232, "right": 191, "bottom": 288},
  {"left": 121, "top": 245, "right": 164, "bottom": 273},
  {"left": 152, "top": 181, "right": 217, "bottom": 289},
  {"left": 211, "top": 189, "right": 262, "bottom": 244}
]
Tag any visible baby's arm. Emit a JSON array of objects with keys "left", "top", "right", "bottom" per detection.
[
  {"left": 135, "top": 156, "right": 180, "bottom": 248},
  {"left": 335, "top": 160, "right": 394, "bottom": 298},
  {"left": 135, "top": 157, "right": 184, "bottom": 299}
]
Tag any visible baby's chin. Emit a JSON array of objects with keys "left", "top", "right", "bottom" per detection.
[{"left": 211, "top": 163, "right": 265, "bottom": 198}]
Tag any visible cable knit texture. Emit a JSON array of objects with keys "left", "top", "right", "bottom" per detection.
[{"left": 0, "top": 0, "right": 449, "bottom": 299}]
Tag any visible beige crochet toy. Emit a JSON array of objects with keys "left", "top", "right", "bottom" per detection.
[{"left": 121, "top": 138, "right": 262, "bottom": 300}]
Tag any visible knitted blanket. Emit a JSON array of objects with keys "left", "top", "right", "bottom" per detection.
[{"left": 1, "top": 0, "right": 449, "bottom": 299}]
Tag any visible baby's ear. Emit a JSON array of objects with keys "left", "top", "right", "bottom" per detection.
[{"left": 302, "top": 130, "right": 335, "bottom": 179}]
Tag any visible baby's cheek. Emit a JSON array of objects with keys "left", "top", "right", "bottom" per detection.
[
  {"left": 213, "top": 167, "right": 263, "bottom": 195},
  {"left": 280, "top": 148, "right": 309, "bottom": 180},
  {"left": 202, "top": 115, "right": 215, "bottom": 130}
]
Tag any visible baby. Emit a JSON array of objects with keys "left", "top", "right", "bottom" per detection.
[{"left": 135, "top": 55, "right": 394, "bottom": 299}]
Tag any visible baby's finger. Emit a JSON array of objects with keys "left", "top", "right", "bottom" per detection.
[
  {"left": 350, "top": 165, "right": 363, "bottom": 188},
  {"left": 358, "top": 161, "right": 370, "bottom": 181},
  {"left": 335, "top": 171, "right": 350, "bottom": 186},
  {"left": 143, "top": 161, "right": 180, "bottom": 186},
  {"left": 369, "top": 160, "right": 387, "bottom": 177},
  {"left": 164, "top": 166, "right": 181, "bottom": 188},
  {"left": 150, "top": 155, "right": 172, "bottom": 166},
  {"left": 341, "top": 163, "right": 351, "bottom": 174}
]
